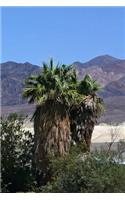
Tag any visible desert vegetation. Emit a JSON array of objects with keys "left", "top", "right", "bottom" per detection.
[
  {"left": 1, "top": 59, "right": 125, "bottom": 193},
  {"left": 23, "top": 59, "right": 103, "bottom": 168},
  {"left": 1, "top": 114, "right": 125, "bottom": 193}
]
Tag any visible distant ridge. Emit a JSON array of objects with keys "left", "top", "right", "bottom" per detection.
[
  {"left": 1, "top": 55, "right": 125, "bottom": 122},
  {"left": 73, "top": 55, "right": 124, "bottom": 68}
]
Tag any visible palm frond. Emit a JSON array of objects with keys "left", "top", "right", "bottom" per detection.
[
  {"left": 78, "top": 74, "right": 102, "bottom": 95},
  {"left": 50, "top": 58, "right": 53, "bottom": 70}
]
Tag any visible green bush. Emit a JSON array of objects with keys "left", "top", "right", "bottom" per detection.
[
  {"left": 1, "top": 113, "right": 35, "bottom": 192},
  {"left": 1, "top": 114, "right": 125, "bottom": 193},
  {"left": 38, "top": 146, "right": 125, "bottom": 193}
]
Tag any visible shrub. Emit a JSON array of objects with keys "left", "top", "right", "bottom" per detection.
[
  {"left": 37, "top": 145, "right": 125, "bottom": 193},
  {"left": 1, "top": 113, "right": 35, "bottom": 192},
  {"left": 1, "top": 114, "right": 125, "bottom": 193}
]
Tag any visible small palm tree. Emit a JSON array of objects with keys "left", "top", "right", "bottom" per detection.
[
  {"left": 70, "top": 74, "right": 104, "bottom": 151},
  {"left": 78, "top": 74, "right": 101, "bottom": 96},
  {"left": 23, "top": 59, "right": 82, "bottom": 170}
]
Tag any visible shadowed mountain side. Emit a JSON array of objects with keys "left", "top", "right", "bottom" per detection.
[
  {"left": 1, "top": 55, "right": 125, "bottom": 122},
  {"left": 73, "top": 55, "right": 125, "bottom": 86},
  {"left": 1, "top": 104, "right": 36, "bottom": 117},
  {"left": 98, "top": 96, "right": 125, "bottom": 123},
  {"left": 101, "top": 76, "right": 125, "bottom": 97},
  {"left": 1, "top": 61, "right": 41, "bottom": 105}
]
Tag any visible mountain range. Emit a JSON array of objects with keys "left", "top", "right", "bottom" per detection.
[{"left": 1, "top": 55, "right": 125, "bottom": 123}]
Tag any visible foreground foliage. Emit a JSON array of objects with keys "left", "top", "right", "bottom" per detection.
[
  {"left": 38, "top": 146, "right": 125, "bottom": 193},
  {"left": 1, "top": 113, "right": 35, "bottom": 192},
  {"left": 1, "top": 114, "right": 125, "bottom": 193}
]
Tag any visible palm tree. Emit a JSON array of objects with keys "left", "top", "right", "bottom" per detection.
[
  {"left": 23, "top": 59, "right": 82, "bottom": 170},
  {"left": 70, "top": 74, "right": 104, "bottom": 151}
]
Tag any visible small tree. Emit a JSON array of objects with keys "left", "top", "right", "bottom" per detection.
[{"left": 1, "top": 113, "right": 34, "bottom": 192}]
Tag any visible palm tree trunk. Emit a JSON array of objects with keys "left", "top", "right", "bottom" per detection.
[
  {"left": 33, "top": 100, "right": 71, "bottom": 170},
  {"left": 70, "top": 96, "right": 97, "bottom": 151}
]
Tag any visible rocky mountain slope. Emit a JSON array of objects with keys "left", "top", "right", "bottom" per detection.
[
  {"left": 1, "top": 55, "right": 125, "bottom": 123},
  {"left": 75, "top": 55, "right": 125, "bottom": 87},
  {"left": 1, "top": 61, "right": 40, "bottom": 105}
]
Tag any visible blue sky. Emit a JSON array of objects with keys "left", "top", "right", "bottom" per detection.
[{"left": 1, "top": 7, "right": 125, "bottom": 65}]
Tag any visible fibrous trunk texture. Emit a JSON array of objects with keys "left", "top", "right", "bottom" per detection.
[
  {"left": 33, "top": 101, "right": 71, "bottom": 170},
  {"left": 70, "top": 96, "right": 97, "bottom": 151}
]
